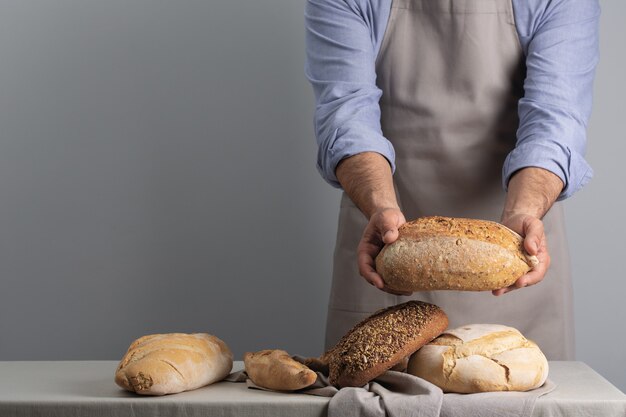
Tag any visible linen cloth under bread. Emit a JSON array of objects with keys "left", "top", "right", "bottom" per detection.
[{"left": 225, "top": 356, "right": 556, "bottom": 417}]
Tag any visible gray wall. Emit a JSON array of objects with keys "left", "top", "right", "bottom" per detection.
[
  {"left": 567, "top": 0, "right": 626, "bottom": 393},
  {"left": 0, "top": 0, "right": 623, "bottom": 392}
]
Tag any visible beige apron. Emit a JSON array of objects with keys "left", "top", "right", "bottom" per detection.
[{"left": 325, "top": 0, "right": 575, "bottom": 360}]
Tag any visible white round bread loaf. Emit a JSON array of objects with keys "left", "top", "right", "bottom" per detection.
[
  {"left": 115, "top": 333, "right": 233, "bottom": 395},
  {"left": 407, "top": 324, "right": 548, "bottom": 393}
]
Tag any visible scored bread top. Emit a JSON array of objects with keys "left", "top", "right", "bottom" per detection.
[
  {"left": 115, "top": 333, "right": 233, "bottom": 395},
  {"left": 117, "top": 333, "right": 230, "bottom": 372},
  {"left": 407, "top": 324, "right": 549, "bottom": 393},
  {"left": 398, "top": 216, "right": 524, "bottom": 254}
]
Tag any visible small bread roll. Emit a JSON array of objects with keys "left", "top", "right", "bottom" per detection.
[
  {"left": 244, "top": 349, "right": 317, "bottom": 391},
  {"left": 407, "top": 324, "right": 549, "bottom": 393},
  {"left": 376, "top": 216, "right": 537, "bottom": 291},
  {"left": 115, "top": 333, "right": 233, "bottom": 395}
]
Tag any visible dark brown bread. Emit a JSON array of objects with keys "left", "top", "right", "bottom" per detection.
[
  {"left": 325, "top": 301, "right": 448, "bottom": 388},
  {"left": 375, "top": 216, "right": 538, "bottom": 292}
]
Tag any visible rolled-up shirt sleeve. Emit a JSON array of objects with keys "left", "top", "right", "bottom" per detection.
[
  {"left": 305, "top": 0, "right": 394, "bottom": 188},
  {"left": 504, "top": 0, "right": 600, "bottom": 200}
]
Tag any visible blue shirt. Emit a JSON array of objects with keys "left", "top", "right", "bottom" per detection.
[{"left": 305, "top": 0, "right": 599, "bottom": 200}]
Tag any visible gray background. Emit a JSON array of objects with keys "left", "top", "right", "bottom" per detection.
[{"left": 0, "top": 0, "right": 623, "bottom": 392}]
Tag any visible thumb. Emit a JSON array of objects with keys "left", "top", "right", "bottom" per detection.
[
  {"left": 379, "top": 211, "right": 404, "bottom": 244},
  {"left": 523, "top": 218, "right": 543, "bottom": 256},
  {"left": 382, "top": 228, "right": 399, "bottom": 244}
]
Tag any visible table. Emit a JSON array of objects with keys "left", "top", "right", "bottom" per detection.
[{"left": 1, "top": 361, "right": 624, "bottom": 417}]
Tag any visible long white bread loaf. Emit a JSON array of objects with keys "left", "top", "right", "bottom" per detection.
[
  {"left": 115, "top": 333, "right": 233, "bottom": 395},
  {"left": 375, "top": 216, "right": 538, "bottom": 291}
]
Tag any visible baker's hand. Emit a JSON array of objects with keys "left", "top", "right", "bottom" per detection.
[
  {"left": 494, "top": 213, "right": 550, "bottom": 296},
  {"left": 357, "top": 207, "right": 411, "bottom": 295}
]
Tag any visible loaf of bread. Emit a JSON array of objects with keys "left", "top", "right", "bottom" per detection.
[
  {"left": 407, "top": 324, "right": 549, "bottom": 393},
  {"left": 323, "top": 300, "right": 448, "bottom": 388},
  {"left": 375, "top": 216, "right": 538, "bottom": 292},
  {"left": 244, "top": 349, "right": 317, "bottom": 391},
  {"left": 115, "top": 333, "right": 233, "bottom": 395}
]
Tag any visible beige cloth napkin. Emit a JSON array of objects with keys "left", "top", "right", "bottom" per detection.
[{"left": 225, "top": 357, "right": 556, "bottom": 417}]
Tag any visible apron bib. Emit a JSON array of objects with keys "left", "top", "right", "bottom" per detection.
[{"left": 325, "top": 0, "right": 574, "bottom": 360}]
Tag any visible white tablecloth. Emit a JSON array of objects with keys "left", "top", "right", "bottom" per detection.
[{"left": 0, "top": 361, "right": 624, "bottom": 417}]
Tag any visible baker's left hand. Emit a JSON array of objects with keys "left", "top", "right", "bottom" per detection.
[{"left": 493, "top": 213, "right": 550, "bottom": 296}]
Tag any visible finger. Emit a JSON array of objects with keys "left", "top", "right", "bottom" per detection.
[
  {"left": 535, "top": 239, "right": 551, "bottom": 269},
  {"left": 378, "top": 211, "right": 403, "bottom": 244},
  {"left": 382, "top": 228, "right": 400, "bottom": 244},
  {"left": 358, "top": 251, "right": 385, "bottom": 289},
  {"left": 493, "top": 252, "right": 550, "bottom": 296},
  {"left": 531, "top": 249, "right": 550, "bottom": 282},
  {"left": 361, "top": 267, "right": 385, "bottom": 289},
  {"left": 538, "top": 236, "right": 550, "bottom": 268},
  {"left": 357, "top": 247, "right": 410, "bottom": 294},
  {"left": 492, "top": 287, "right": 507, "bottom": 296},
  {"left": 361, "top": 226, "right": 384, "bottom": 246},
  {"left": 522, "top": 218, "right": 544, "bottom": 256},
  {"left": 492, "top": 280, "right": 524, "bottom": 296},
  {"left": 381, "top": 287, "right": 413, "bottom": 296}
]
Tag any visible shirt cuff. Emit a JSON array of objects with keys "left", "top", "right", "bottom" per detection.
[
  {"left": 317, "top": 128, "right": 396, "bottom": 189},
  {"left": 502, "top": 142, "right": 593, "bottom": 201}
]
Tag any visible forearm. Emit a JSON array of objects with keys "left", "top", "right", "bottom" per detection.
[
  {"left": 502, "top": 167, "right": 564, "bottom": 222},
  {"left": 494, "top": 167, "right": 562, "bottom": 295},
  {"left": 335, "top": 152, "right": 399, "bottom": 219},
  {"left": 506, "top": 1, "right": 598, "bottom": 201}
]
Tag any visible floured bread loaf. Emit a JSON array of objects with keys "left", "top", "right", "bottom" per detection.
[
  {"left": 376, "top": 216, "right": 538, "bottom": 292},
  {"left": 244, "top": 349, "right": 317, "bottom": 391},
  {"left": 407, "top": 324, "right": 548, "bottom": 393},
  {"left": 115, "top": 333, "right": 233, "bottom": 395},
  {"left": 323, "top": 301, "right": 448, "bottom": 388}
]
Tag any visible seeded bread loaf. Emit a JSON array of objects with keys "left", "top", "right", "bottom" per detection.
[
  {"left": 323, "top": 301, "right": 448, "bottom": 388},
  {"left": 407, "top": 324, "right": 549, "bottom": 393},
  {"left": 244, "top": 349, "right": 317, "bottom": 391},
  {"left": 375, "top": 216, "right": 538, "bottom": 292},
  {"left": 115, "top": 333, "right": 233, "bottom": 395}
]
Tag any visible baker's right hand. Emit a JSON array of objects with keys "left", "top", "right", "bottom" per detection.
[{"left": 357, "top": 207, "right": 411, "bottom": 296}]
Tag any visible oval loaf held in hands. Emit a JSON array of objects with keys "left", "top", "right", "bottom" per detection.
[
  {"left": 407, "top": 324, "right": 549, "bottom": 393},
  {"left": 375, "top": 216, "right": 538, "bottom": 292},
  {"left": 115, "top": 333, "right": 233, "bottom": 395}
]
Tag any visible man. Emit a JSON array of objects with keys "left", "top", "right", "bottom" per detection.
[{"left": 305, "top": 0, "right": 599, "bottom": 360}]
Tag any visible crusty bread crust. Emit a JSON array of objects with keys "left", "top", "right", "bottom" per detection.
[
  {"left": 376, "top": 216, "right": 535, "bottom": 291},
  {"left": 115, "top": 333, "right": 233, "bottom": 395},
  {"left": 407, "top": 324, "right": 549, "bottom": 393},
  {"left": 244, "top": 349, "right": 317, "bottom": 391},
  {"left": 326, "top": 301, "right": 448, "bottom": 388}
]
